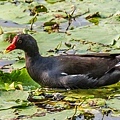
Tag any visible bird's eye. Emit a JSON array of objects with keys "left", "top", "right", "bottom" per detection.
[{"left": 18, "top": 39, "right": 22, "bottom": 44}]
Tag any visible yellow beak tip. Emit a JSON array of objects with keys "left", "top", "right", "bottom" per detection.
[{"left": 4, "top": 50, "right": 10, "bottom": 54}]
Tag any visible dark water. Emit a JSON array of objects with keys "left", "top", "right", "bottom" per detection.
[{"left": 0, "top": 19, "right": 24, "bottom": 28}]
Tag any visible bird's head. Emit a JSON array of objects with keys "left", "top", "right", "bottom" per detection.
[{"left": 5, "top": 34, "right": 39, "bottom": 55}]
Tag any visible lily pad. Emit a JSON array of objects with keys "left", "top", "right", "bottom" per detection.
[
  {"left": 106, "top": 98, "right": 120, "bottom": 111},
  {"left": 0, "top": 90, "right": 29, "bottom": 110}
]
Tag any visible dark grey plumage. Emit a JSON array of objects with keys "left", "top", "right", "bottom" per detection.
[{"left": 6, "top": 34, "right": 120, "bottom": 89}]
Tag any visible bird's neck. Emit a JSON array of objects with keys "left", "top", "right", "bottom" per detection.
[
  {"left": 25, "top": 51, "right": 43, "bottom": 69},
  {"left": 24, "top": 42, "right": 40, "bottom": 58},
  {"left": 25, "top": 51, "right": 40, "bottom": 58},
  {"left": 24, "top": 52, "right": 44, "bottom": 67}
]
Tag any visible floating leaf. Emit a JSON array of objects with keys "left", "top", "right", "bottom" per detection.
[
  {"left": 106, "top": 98, "right": 120, "bottom": 111},
  {"left": 1, "top": 32, "right": 17, "bottom": 43},
  {"left": 0, "top": 90, "right": 29, "bottom": 110},
  {"left": 31, "top": 4, "right": 47, "bottom": 15}
]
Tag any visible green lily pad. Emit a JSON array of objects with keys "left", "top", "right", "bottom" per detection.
[
  {"left": 0, "top": 90, "right": 29, "bottom": 110},
  {"left": 106, "top": 98, "right": 120, "bottom": 111}
]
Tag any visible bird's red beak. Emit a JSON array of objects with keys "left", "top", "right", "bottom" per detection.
[
  {"left": 4, "top": 35, "right": 18, "bottom": 53},
  {"left": 5, "top": 44, "right": 16, "bottom": 53}
]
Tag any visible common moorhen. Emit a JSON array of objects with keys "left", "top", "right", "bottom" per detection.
[{"left": 5, "top": 34, "right": 120, "bottom": 89}]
